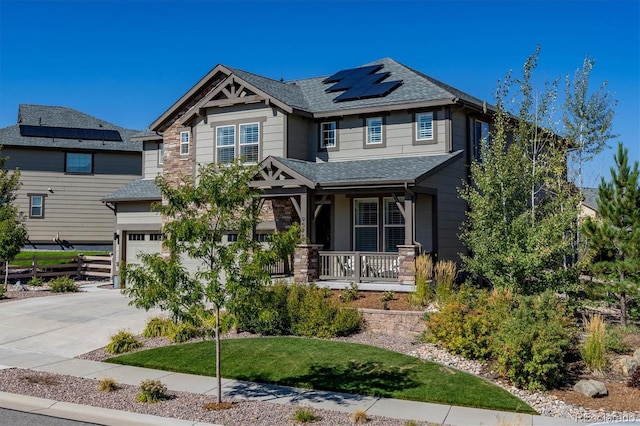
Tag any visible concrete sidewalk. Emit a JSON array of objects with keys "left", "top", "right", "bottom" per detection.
[{"left": 0, "top": 284, "right": 588, "bottom": 425}]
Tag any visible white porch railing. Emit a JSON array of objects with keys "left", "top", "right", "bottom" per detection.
[{"left": 319, "top": 251, "right": 399, "bottom": 282}]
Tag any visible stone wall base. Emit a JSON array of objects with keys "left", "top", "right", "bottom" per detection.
[{"left": 360, "top": 308, "right": 426, "bottom": 339}]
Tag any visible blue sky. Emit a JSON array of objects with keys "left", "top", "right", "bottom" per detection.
[{"left": 0, "top": 0, "right": 638, "bottom": 187}]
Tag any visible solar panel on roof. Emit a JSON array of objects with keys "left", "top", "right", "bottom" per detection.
[
  {"left": 326, "top": 72, "right": 390, "bottom": 93},
  {"left": 323, "top": 64, "right": 383, "bottom": 84},
  {"left": 19, "top": 125, "right": 122, "bottom": 141},
  {"left": 359, "top": 80, "right": 403, "bottom": 98}
]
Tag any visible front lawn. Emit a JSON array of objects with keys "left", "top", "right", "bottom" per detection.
[
  {"left": 12, "top": 251, "right": 109, "bottom": 267},
  {"left": 107, "top": 337, "right": 536, "bottom": 414}
]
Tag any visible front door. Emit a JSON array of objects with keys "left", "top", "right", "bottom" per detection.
[{"left": 315, "top": 204, "right": 331, "bottom": 250}]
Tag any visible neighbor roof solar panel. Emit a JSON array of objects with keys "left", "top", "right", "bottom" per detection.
[
  {"left": 19, "top": 125, "right": 122, "bottom": 141},
  {"left": 325, "top": 72, "right": 390, "bottom": 93}
]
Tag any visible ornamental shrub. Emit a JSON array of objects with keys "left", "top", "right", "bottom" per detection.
[
  {"left": 106, "top": 329, "right": 142, "bottom": 354},
  {"left": 143, "top": 317, "right": 174, "bottom": 338},
  {"left": 49, "top": 276, "right": 79, "bottom": 293},
  {"left": 492, "top": 292, "right": 573, "bottom": 391},
  {"left": 581, "top": 314, "right": 606, "bottom": 372},
  {"left": 136, "top": 379, "right": 167, "bottom": 403},
  {"left": 166, "top": 321, "right": 203, "bottom": 343}
]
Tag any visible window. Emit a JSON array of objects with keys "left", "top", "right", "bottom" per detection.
[
  {"left": 216, "top": 125, "right": 235, "bottom": 164},
  {"left": 29, "top": 195, "right": 45, "bottom": 218},
  {"left": 128, "top": 233, "right": 145, "bottom": 241},
  {"left": 180, "top": 131, "right": 190, "bottom": 155},
  {"left": 256, "top": 233, "right": 269, "bottom": 242},
  {"left": 384, "top": 198, "right": 405, "bottom": 252},
  {"left": 320, "top": 122, "right": 336, "bottom": 149},
  {"left": 354, "top": 198, "right": 378, "bottom": 252},
  {"left": 366, "top": 117, "right": 383, "bottom": 145},
  {"left": 416, "top": 112, "right": 433, "bottom": 141},
  {"left": 226, "top": 233, "right": 238, "bottom": 243},
  {"left": 149, "top": 233, "right": 163, "bottom": 241},
  {"left": 239, "top": 123, "right": 259, "bottom": 163},
  {"left": 474, "top": 120, "right": 490, "bottom": 160},
  {"left": 65, "top": 152, "right": 92, "bottom": 174},
  {"left": 158, "top": 143, "right": 164, "bottom": 165}
]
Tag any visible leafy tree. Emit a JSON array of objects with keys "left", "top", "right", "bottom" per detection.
[
  {"left": 459, "top": 48, "right": 581, "bottom": 293},
  {"left": 122, "top": 160, "right": 271, "bottom": 403},
  {"left": 0, "top": 146, "right": 28, "bottom": 289},
  {"left": 563, "top": 56, "right": 617, "bottom": 256},
  {"left": 581, "top": 142, "right": 640, "bottom": 326}
]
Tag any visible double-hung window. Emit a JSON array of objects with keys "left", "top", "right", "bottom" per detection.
[
  {"left": 29, "top": 195, "right": 45, "bottom": 218},
  {"left": 180, "top": 131, "right": 190, "bottom": 155},
  {"left": 416, "top": 112, "right": 433, "bottom": 141},
  {"left": 320, "top": 121, "right": 336, "bottom": 149},
  {"left": 239, "top": 123, "right": 259, "bottom": 163},
  {"left": 65, "top": 152, "right": 92, "bottom": 174},
  {"left": 354, "top": 198, "right": 379, "bottom": 252},
  {"left": 384, "top": 198, "right": 405, "bottom": 252},
  {"left": 366, "top": 117, "right": 383, "bottom": 145},
  {"left": 216, "top": 125, "right": 236, "bottom": 164}
]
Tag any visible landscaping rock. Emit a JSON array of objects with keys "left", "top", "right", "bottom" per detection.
[
  {"left": 612, "top": 356, "right": 638, "bottom": 376},
  {"left": 633, "top": 348, "right": 640, "bottom": 363},
  {"left": 573, "top": 379, "right": 608, "bottom": 398}
]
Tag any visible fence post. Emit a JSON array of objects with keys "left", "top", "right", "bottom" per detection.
[
  {"left": 76, "top": 254, "right": 84, "bottom": 279},
  {"left": 32, "top": 256, "right": 37, "bottom": 280}
]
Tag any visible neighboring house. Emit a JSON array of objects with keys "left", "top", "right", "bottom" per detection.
[
  {"left": 0, "top": 104, "right": 143, "bottom": 251},
  {"left": 580, "top": 187, "right": 599, "bottom": 219},
  {"left": 110, "top": 58, "right": 494, "bottom": 286}
]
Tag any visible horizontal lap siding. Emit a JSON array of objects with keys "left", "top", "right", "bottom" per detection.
[
  {"left": 286, "top": 115, "right": 310, "bottom": 160},
  {"left": 143, "top": 142, "right": 163, "bottom": 178},
  {"left": 16, "top": 171, "right": 139, "bottom": 243}
]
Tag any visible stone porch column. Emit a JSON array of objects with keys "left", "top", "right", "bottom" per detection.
[
  {"left": 397, "top": 245, "right": 417, "bottom": 285},
  {"left": 294, "top": 244, "right": 323, "bottom": 283}
]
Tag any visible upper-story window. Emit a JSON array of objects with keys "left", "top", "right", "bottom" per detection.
[
  {"left": 474, "top": 120, "right": 490, "bottom": 160},
  {"left": 239, "top": 123, "right": 259, "bottom": 164},
  {"left": 216, "top": 125, "right": 236, "bottom": 164},
  {"left": 180, "top": 131, "right": 190, "bottom": 155},
  {"left": 320, "top": 122, "right": 337, "bottom": 149},
  {"left": 366, "top": 117, "right": 383, "bottom": 145},
  {"left": 158, "top": 143, "right": 164, "bottom": 165},
  {"left": 65, "top": 152, "right": 93, "bottom": 174},
  {"left": 416, "top": 112, "right": 433, "bottom": 141}
]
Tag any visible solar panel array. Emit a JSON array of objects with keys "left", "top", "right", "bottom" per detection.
[
  {"left": 19, "top": 125, "right": 123, "bottom": 141},
  {"left": 323, "top": 65, "right": 402, "bottom": 103}
]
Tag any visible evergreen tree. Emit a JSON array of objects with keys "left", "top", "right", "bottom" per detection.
[
  {"left": 581, "top": 142, "right": 640, "bottom": 326},
  {"left": 0, "top": 146, "right": 28, "bottom": 289},
  {"left": 460, "top": 48, "right": 580, "bottom": 293}
]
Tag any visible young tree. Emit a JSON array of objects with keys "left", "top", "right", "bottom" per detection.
[
  {"left": 581, "top": 142, "right": 640, "bottom": 326},
  {"left": 122, "top": 160, "right": 271, "bottom": 403},
  {"left": 459, "top": 48, "right": 581, "bottom": 293},
  {"left": 0, "top": 147, "right": 28, "bottom": 289}
]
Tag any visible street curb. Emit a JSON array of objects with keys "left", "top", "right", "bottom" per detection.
[{"left": 0, "top": 391, "right": 222, "bottom": 426}]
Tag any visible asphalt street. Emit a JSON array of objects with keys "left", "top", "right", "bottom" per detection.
[{"left": 0, "top": 407, "right": 103, "bottom": 426}]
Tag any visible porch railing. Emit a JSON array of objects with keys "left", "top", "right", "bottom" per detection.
[{"left": 319, "top": 251, "right": 399, "bottom": 282}]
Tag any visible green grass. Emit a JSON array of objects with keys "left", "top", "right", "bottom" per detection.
[
  {"left": 107, "top": 337, "right": 536, "bottom": 414},
  {"left": 11, "top": 251, "right": 109, "bottom": 267}
]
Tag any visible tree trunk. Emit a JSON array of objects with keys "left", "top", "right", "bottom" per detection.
[
  {"left": 619, "top": 292, "right": 628, "bottom": 327},
  {"left": 215, "top": 304, "right": 222, "bottom": 404}
]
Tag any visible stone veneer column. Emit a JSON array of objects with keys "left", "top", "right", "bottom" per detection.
[
  {"left": 397, "top": 245, "right": 417, "bottom": 285},
  {"left": 293, "top": 244, "right": 323, "bottom": 283}
]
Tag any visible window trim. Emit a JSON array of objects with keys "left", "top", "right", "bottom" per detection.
[
  {"left": 28, "top": 194, "right": 46, "bottom": 219},
  {"left": 179, "top": 131, "right": 190, "bottom": 156},
  {"left": 64, "top": 152, "right": 94, "bottom": 174},
  {"left": 157, "top": 143, "right": 164, "bottom": 165},
  {"left": 412, "top": 110, "right": 439, "bottom": 145},
  {"left": 364, "top": 116, "right": 385, "bottom": 148},
  {"left": 319, "top": 121, "right": 339, "bottom": 151}
]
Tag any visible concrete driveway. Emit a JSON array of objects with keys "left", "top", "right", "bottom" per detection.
[{"left": 0, "top": 284, "right": 160, "bottom": 358}]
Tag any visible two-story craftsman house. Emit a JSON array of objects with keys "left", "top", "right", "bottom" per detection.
[{"left": 109, "top": 58, "right": 493, "bottom": 288}]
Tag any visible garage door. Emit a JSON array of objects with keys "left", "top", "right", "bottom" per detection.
[{"left": 125, "top": 233, "right": 162, "bottom": 265}]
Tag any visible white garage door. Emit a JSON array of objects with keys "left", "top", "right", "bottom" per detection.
[{"left": 125, "top": 233, "right": 162, "bottom": 265}]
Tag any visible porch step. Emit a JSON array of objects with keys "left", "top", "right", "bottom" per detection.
[{"left": 316, "top": 281, "right": 415, "bottom": 293}]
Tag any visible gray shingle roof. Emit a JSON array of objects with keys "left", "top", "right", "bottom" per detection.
[
  {"left": 228, "top": 58, "right": 490, "bottom": 115},
  {"left": 581, "top": 187, "right": 599, "bottom": 211},
  {"left": 0, "top": 105, "right": 143, "bottom": 152},
  {"left": 273, "top": 151, "right": 463, "bottom": 186},
  {"left": 102, "top": 178, "right": 161, "bottom": 202}
]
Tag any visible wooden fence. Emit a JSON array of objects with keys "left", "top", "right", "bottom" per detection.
[{"left": 5, "top": 254, "right": 113, "bottom": 281}]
